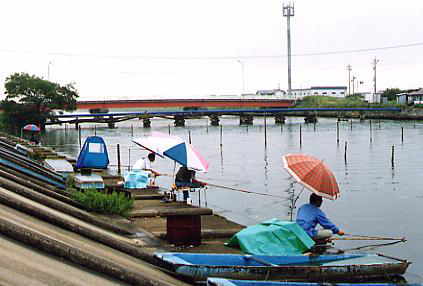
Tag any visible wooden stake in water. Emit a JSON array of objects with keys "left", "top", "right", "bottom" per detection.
[
  {"left": 78, "top": 126, "right": 82, "bottom": 150},
  {"left": 344, "top": 141, "right": 348, "bottom": 162},
  {"left": 220, "top": 125, "right": 223, "bottom": 147},
  {"left": 94, "top": 125, "right": 96, "bottom": 136},
  {"left": 128, "top": 148, "right": 131, "bottom": 171},
  {"left": 401, "top": 127, "right": 404, "bottom": 143},
  {"left": 313, "top": 121, "right": 316, "bottom": 132},
  {"left": 280, "top": 122, "right": 283, "bottom": 133},
  {"left": 206, "top": 120, "right": 208, "bottom": 133},
  {"left": 391, "top": 145, "right": 395, "bottom": 168},
  {"left": 117, "top": 144, "right": 121, "bottom": 175},
  {"left": 168, "top": 124, "right": 171, "bottom": 135},
  {"left": 264, "top": 114, "right": 267, "bottom": 148},
  {"left": 131, "top": 124, "right": 134, "bottom": 137},
  {"left": 369, "top": 120, "right": 373, "bottom": 143},
  {"left": 188, "top": 130, "right": 192, "bottom": 144},
  {"left": 299, "top": 124, "right": 302, "bottom": 148},
  {"left": 350, "top": 120, "right": 353, "bottom": 131},
  {"left": 336, "top": 121, "right": 339, "bottom": 144}
]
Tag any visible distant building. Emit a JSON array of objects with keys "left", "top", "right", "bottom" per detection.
[
  {"left": 362, "top": 92, "right": 381, "bottom": 103},
  {"left": 309, "top": 86, "right": 347, "bottom": 97},
  {"left": 255, "top": 89, "right": 286, "bottom": 97},
  {"left": 396, "top": 89, "right": 423, "bottom": 105},
  {"left": 290, "top": 86, "right": 347, "bottom": 99},
  {"left": 291, "top": 88, "right": 311, "bottom": 99}
]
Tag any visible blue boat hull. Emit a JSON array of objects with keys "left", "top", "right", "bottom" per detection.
[
  {"left": 206, "top": 278, "right": 420, "bottom": 286},
  {"left": 154, "top": 252, "right": 410, "bottom": 282}
]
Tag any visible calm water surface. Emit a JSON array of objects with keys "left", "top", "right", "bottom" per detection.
[{"left": 43, "top": 116, "right": 423, "bottom": 280}]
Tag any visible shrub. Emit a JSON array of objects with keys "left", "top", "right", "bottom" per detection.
[{"left": 71, "top": 189, "right": 134, "bottom": 217}]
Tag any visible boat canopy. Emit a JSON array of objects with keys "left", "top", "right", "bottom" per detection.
[
  {"left": 225, "top": 219, "right": 315, "bottom": 256},
  {"left": 76, "top": 136, "right": 109, "bottom": 169}
]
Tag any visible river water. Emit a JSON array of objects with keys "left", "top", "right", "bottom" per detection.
[{"left": 43, "top": 115, "right": 423, "bottom": 281}]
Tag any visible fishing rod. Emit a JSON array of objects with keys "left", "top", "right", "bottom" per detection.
[
  {"left": 332, "top": 234, "right": 407, "bottom": 241},
  {"left": 201, "top": 182, "right": 286, "bottom": 199},
  {"left": 335, "top": 240, "right": 406, "bottom": 253}
]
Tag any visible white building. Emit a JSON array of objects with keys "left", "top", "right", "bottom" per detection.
[
  {"left": 309, "top": 86, "right": 347, "bottom": 97},
  {"left": 290, "top": 86, "right": 347, "bottom": 99}
]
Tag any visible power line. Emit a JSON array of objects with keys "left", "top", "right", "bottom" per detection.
[{"left": 0, "top": 42, "right": 422, "bottom": 61}]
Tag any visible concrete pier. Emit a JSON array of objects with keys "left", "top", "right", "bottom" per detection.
[
  {"left": 209, "top": 115, "right": 220, "bottom": 126},
  {"left": 239, "top": 114, "right": 254, "bottom": 125},
  {"left": 143, "top": 118, "right": 151, "bottom": 128},
  {"left": 274, "top": 113, "right": 286, "bottom": 124},
  {"left": 174, "top": 116, "right": 185, "bottom": 127}
]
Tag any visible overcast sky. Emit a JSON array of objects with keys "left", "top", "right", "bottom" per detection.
[{"left": 0, "top": 0, "right": 422, "bottom": 100}]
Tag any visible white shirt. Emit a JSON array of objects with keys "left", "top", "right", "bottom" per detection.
[{"left": 133, "top": 157, "right": 151, "bottom": 170}]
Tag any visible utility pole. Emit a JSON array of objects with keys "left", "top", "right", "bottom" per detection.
[
  {"left": 346, "top": 64, "right": 352, "bottom": 96},
  {"left": 352, "top": 76, "right": 356, "bottom": 95},
  {"left": 283, "top": 2, "right": 294, "bottom": 96},
  {"left": 372, "top": 58, "right": 380, "bottom": 102}
]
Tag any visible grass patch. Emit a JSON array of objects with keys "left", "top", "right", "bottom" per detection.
[
  {"left": 295, "top": 95, "right": 402, "bottom": 108},
  {"left": 71, "top": 189, "right": 134, "bottom": 217}
]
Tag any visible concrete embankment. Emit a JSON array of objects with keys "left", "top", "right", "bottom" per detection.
[
  {"left": 0, "top": 234, "right": 128, "bottom": 286},
  {"left": 0, "top": 188, "right": 189, "bottom": 286}
]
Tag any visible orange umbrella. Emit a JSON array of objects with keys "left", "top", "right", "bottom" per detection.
[{"left": 282, "top": 153, "right": 340, "bottom": 200}]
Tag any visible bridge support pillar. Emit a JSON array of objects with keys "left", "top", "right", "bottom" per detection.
[
  {"left": 274, "top": 113, "right": 286, "bottom": 124},
  {"left": 240, "top": 114, "right": 254, "bottom": 125},
  {"left": 107, "top": 116, "right": 116, "bottom": 128},
  {"left": 304, "top": 114, "right": 317, "bottom": 124},
  {"left": 174, "top": 116, "right": 185, "bottom": 127},
  {"left": 209, "top": 115, "right": 220, "bottom": 126},
  {"left": 360, "top": 113, "right": 366, "bottom": 121},
  {"left": 75, "top": 120, "right": 79, "bottom": 130},
  {"left": 143, "top": 118, "right": 151, "bottom": 128}
]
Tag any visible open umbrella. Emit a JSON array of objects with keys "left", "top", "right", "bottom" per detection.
[
  {"left": 23, "top": 124, "right": 41, "bottom": 132},
  {"left": 282, "top": 153, "right": 340, "bottom": 200},
  {"left": 133, "top": 132, "right": 209, "bottom": 172}
]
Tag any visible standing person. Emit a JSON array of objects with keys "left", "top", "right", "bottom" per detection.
[
  {"left": 296, "top": 193, "right": 345, "bottom": 241},
  {"left": 175, "top": 166, "right": 205, "bottom": 201},
  {"left": 133, "top": 153, "right": 160, "bottom": 184}
]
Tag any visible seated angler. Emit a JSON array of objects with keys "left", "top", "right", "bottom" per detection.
[
  {"left": 296, "top": 193, "right": 345, "bottom": 241},
  {"left": 175, "top": 166, "right": 205, "bottom": 201}
]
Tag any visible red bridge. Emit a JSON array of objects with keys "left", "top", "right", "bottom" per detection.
[{"left": 76, "top": 98, "right": 295, "bottom": 110}]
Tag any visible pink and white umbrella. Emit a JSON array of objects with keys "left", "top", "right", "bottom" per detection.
[
  {"left": 23, "top": 124, "right": 41, "bottom": 132},
  {"left": 133, "top": 132, "right": 209, "bottom": 172}
]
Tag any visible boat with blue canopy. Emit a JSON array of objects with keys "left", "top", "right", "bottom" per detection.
[{"left": 154, "top": 252, "right": 410, "bottom": 282}]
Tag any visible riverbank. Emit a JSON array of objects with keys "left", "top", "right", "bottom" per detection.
[
  {"left": 293, "top": 96, "right": 423, "bottom": 120},
  {"left": 0, "top": 132, "right": 247, "bottom": 285}
]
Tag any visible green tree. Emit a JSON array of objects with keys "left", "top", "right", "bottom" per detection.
[
  {"left": 381, "top": 88, "right": 402, "bottom": 102},
  {"left": 2, "top": 73, "right": 79, "bottom": 132}
]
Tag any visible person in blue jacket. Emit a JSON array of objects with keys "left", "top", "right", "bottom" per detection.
[{"left": 296, "top": 193, "right": 345, "bottom": 241}]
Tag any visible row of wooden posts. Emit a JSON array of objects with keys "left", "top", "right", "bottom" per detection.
[{"left": 76, "top": 117, "right": 411, "bottom": 171}]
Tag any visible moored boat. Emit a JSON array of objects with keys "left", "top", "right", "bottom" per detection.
[
  {"left": 206, "top": 278, "right": 419, "bottom": 286},
  {"left": 154, "top": 252, "right": 410, "bottom": 282}
]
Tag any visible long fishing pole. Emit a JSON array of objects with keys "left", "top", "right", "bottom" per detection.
[
  {"left": 199, "top": 182, "right": 287, "bottom": 199},
  {"left": 335, "top": 240, "right": 405, "bottom": 253},
  {"left": 333, "top": 234, "right": 407, "bottom": 241},
  {"left": 153, "top": 173, "right": 286, "bottom": 199}
]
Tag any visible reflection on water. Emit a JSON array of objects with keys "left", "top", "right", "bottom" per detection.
[{"left": 43, "top": 116, "right": 423, "bottom": 278}]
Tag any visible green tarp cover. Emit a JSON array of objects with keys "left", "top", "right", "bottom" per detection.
[{"left": 225, "top": 218, "right": 315, "bottom": 256}]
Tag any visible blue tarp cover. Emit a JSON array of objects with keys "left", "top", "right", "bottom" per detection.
[
  {"left": 225, "top": 218, "right": 315, "bottom": 256},
  {"left": 124, "top": 170, "right": 149, "bottom": 189},
  {"left": 76, "top": 136, "right": 109, "bottom": 169}
]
